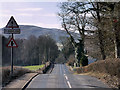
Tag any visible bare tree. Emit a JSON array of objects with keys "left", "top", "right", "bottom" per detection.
[
  {"left": 91, "top": 2, "right": 120, "bottom": 58},
  {"left": 108, "top": 2, "right": 120, "bottom": 58},
  {"left": 58, "top": 2, "right": 88, "bottom": 67}
]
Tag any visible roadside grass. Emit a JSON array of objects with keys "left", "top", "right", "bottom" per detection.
[
  {"left": 23, "top": 64, "right": 45, "bottom": 71},
  {"left": 2, "top": 66, "right": 33, "bottom": 87}
]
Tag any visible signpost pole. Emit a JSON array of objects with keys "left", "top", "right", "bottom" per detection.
[
  {"left": 11, "top": 20, "right": 14, "bottom": 76},
  {"left": 11, "top": 33, "right": 14, "bottom": 76}
]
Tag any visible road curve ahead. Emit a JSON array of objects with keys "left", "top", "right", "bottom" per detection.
[{"left": 27, "top": 64, "right": 110, "bottom": 88}]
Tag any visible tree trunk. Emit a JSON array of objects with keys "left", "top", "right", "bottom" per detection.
[
  {"left": 74, "top": 47, "right": 79, "bottom": 67},
  {"left": 114, "top": 3, "right": 120, "bottom": 58},
  {"left": 96, "top": 3, "right": 106, "bottom": 60},
  {"left": 97, "top": 29, "right": 106, "bottom": 60},
  {"left": 114, "top": 24, "right": 120, "bottom": 58}
]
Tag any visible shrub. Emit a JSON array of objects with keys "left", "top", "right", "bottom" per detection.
[{"left": 74, "top": 58, "right": 120, "bottom": 78}]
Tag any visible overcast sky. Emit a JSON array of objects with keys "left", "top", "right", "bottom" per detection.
[{"left": 0, "top": 2, "right": 62, "bottom": 29}]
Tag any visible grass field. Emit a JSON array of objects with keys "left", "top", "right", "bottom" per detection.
[{"left": 23, "top": 64, "right": 45, "bottom": 71}]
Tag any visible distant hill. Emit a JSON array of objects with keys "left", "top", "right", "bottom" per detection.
[
  {"left": 1, "top": 25, "right": 80, "bottom": 43},
  {"left": 1, "top": 25, "right": 97, "bottom": 63},
  {"left": 0, "top": 25, "right": 99, "bottom": 59}
]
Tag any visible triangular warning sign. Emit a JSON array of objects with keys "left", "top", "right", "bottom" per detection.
[
  {"left": 6, "top": 16, "right": 19, "bottom": 28},
  {"left": 7, "top": 38, "right": 18, "bottom": 48}
]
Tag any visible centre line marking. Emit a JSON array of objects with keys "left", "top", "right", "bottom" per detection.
[
  {"left": 65, "top": 75, "right": 68, "bottom": 80},
  {"left": 67, "top": 81, "right": 72, "bottom": 88},
  {"left": 64, "top": 74, "right": 72, "bottom": 88}
]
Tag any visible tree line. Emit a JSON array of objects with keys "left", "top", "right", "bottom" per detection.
[
  {"left": 2, "top": 35, "right": 59, "bottom": 66},
  {"left": 58, "top": 2, "right": 120, "bottom": 67}
]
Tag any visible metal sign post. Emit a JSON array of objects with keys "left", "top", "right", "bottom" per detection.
[
  {"left": 4, "top": 16, "right": 20, "bottom": 76},
  {"left": 11, "top": 21, "right": 14, "bottom": 76},
  {"left": 11, "top": 33, "right": 13, "bottom": 76}
]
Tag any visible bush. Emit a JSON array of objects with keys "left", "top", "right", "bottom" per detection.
[{"left": 74, "top": 58, "right": 120, "bottom": 78}]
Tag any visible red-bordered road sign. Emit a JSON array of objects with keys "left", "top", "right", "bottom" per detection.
[
  {"left": 7, "top": 38, "right": 18, "bottom": 48},
  {"left": 4, "top": 16, "right": 20, "bottom": 34}
]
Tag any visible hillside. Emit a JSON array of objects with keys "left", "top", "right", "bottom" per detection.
[
  {"left": 1, "top": 25, "right": 80, "bottom": 43},
  {"left": 1, "top": 25, "right": 98, "bottom": 60}
]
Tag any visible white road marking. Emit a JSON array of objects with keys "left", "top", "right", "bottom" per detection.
[
  {"left": 67, "top": 81, "right": 72, "bottom": 88},
  {"left": 65, "top": 75, "right": 68, "bottom": 80},
  {"left": 64, "top": 74, "right": 72, "bottom": 88},
  {"left": 63, "top": 65, "right": 72, "bottom": 88}
]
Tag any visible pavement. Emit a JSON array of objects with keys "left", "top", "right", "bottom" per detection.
[{"left": 27, "top": 64, "right": 110, "bottom": 88}]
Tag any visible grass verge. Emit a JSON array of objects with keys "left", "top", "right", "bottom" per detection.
[
  {"left": 2, "top": 66, "right": 33, "bottom": 87},
  {"left": 23, "top": 64, "right": 45, "bottom": 71}
]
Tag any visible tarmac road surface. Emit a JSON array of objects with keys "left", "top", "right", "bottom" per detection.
[{"left": 27, "top": 64, "right": 110, "bottom": 88}]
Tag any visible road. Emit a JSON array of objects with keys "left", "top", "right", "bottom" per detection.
[{"left": 27, "top": 64, "right": 109, "bottom": 88}]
